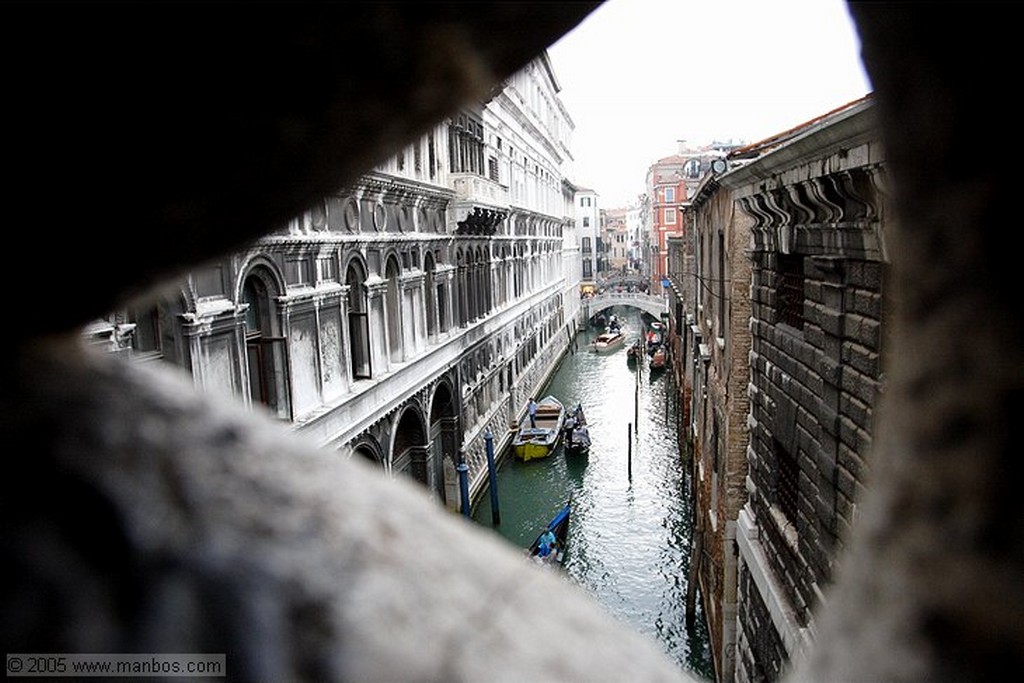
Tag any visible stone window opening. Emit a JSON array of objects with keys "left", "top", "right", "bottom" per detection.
[
  {"left": 777, "top": 253, "right": 805, "bottom": 330},
  {"left": 346, "top": 261, "right": 372, "bottom": 380}
]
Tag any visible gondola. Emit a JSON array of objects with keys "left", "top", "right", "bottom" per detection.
[
  {"left": 649, "top": 345, "right": 667, "bottom": 372},
  {"left": 562, "top": 402, "right": 591, "bottom": 456},
  {"left": 626, "top": 339, "right": 642, "bottom": 366},
  {"left": 527, "top": 500, "right": 572, "bottom": 567}
]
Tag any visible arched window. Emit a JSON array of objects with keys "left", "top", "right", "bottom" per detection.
[
  {"left": 242, "top": 271, "right": 290, "bottom": 419},
  {"left": 424, "top": 251, "right": 438, "bottom": 339},
  {"left": 477, "top": 246, "right": 491, "bottom": 316},
  {"left": 513, "top": 243, "right": 522, "bottom": 298},
  {"left": 435, "top": 250, "right": 449, "bottom": 333},
  {"left": 500, "top": 245, "right": 510, "bottom": 307},
  {"left": 347, "top": 260, "right": 371, "bottom": 379},
  {"left": 455, "top": 249, "right": 468, "bottom": 326},
  {"left": 464, "top": 248, "right": 477, "bottom": 321},
  {"left": 385, "top": 255, "right": 403, "bottom": 362}
]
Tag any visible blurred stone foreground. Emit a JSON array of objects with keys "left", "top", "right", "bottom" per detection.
[{"left": 4, "top": 3, "right": 1024, "bottom": 683}]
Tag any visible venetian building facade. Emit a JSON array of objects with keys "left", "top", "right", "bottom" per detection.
[
  {"left": 645, "top": 154, "right": 688, "bottom": 293},
  {"left": 673, "top": 95, "right": 888, "bottom": 682},
  {"left": 736, "top": 96, "right": 887, "bottom": 682},
  {"left": 665, "top": 233, "right": 692, "bottom": 422},
  {"left": 88, "top": 51, "right": 580, "bottom": 514},
  {"left": 575, "top": 187, "right": 600, "bottom": 295},
  {"left": 681, "top": 157, "right": 755, "bottom": 683},
  {"left": 626, "top": 204, "right": 643, "bottom": 273},
  {"left": 602, "top": 207, "right": 630, "bottom": 275}
]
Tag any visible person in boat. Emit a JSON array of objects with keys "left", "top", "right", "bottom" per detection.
[
  {"left": 538, "top": 529, "right": 557, "bottom": 558},
  {"left": 575, "top": 425, "right": 590, "bottom": 445},
  {"left": 574, "top": 402, "right": 583, "bottom": 422},
  {"left": 528, "top": 397, "right": 537, "bottom": 428}
]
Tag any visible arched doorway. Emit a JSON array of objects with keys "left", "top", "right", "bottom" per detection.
[
  {"left": 430, "top": 381, "right": 460, "bottom": 510},
  {"left": 352, "top": 440, "right": 384, "bottom": 470},
  {"left": 393, "top": 406, "right": 429, "bottom": 488}
]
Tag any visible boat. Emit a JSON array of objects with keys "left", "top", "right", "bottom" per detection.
[
  {"left": 649, "top": 345, "right": 667, "bottom": 372},
  {"left": 626, "top": 339, "right": 642, "bottom": 365},
  {"left": 512, "top": 395, "right": 566, "bottom": 461},
  {"left": 527, "top": 500, "right": 572, "bottom": 567},
  {"left": 592, "top": 327, "right": 625, "bottom": 353},
  {"left": 562, "top": 402, "right": 591, "bottom": 455}
]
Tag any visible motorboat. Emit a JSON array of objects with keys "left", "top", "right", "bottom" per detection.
[{"left": 512, "top": 395, "right": 565, "bottom": 461}]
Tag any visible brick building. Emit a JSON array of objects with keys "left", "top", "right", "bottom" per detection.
[
  {"left": 673, "top": 95, "right": 889, "bottom": 681},
  {"left": 644, "top": 155, "right": 688, "bottom": 293}
]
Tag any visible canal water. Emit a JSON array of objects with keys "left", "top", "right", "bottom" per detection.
[{"left": 472, "top": 307, "right": 714, "bottom": 680}]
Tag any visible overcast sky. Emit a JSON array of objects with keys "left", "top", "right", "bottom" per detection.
[{"left": 546, "top": 0, "right": 872, "bottom": 207}]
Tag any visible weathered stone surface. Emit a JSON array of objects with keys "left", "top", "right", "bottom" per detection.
[{"left": 3, "top": 338, "right": 695, "bottom": 682}]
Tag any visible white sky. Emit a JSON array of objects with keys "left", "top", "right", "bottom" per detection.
[{"left": 547, "top": 0, "right": 873, "bottom": 208}]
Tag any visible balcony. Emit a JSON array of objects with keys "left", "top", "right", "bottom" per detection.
[{"left": 450, "top": 173, "right": 509, "bottom": 207}]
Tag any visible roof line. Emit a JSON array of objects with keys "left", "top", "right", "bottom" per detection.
[{"left": 728, "top": 92, "right": 874, "bottom": 159}]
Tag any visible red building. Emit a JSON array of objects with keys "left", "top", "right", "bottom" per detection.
[
  {"left": 645, "top": 142, "right": 742, "bottom": 293},
  {"left": 645, "top": 154, "right": 687, "bottom": 293}
]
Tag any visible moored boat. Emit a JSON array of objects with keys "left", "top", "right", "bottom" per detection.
[
  {"left": 648, "top": 320, "right": 665, "bottom": 347},
  {"left": 562, "top": 402, "right": 591, "bottom": 456},
  {"left": 512, "top": 395, "right": 565, "bottom": 461},
  {"left": 626, "top": 339, "right": 642, "bottom": 365},
  {"left": 649, "top": 345, "right": 667, "bottom": 372},
  {"left": 528, "top": 500, "right": 572, "bottom": 567}
]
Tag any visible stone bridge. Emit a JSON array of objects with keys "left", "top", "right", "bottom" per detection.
[{"left": 583, "top": 291, "right": 668, "bottom": 320}]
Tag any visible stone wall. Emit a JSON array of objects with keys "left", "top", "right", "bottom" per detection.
[
  {"left": 741, "top": 101, "right": 889, "bottom": 675},
  {"left": 735, "top": 560, "right": 789, "bottom": 683},
  {"left": 685, "top": 171, "right": 756, "bottom": 681}
]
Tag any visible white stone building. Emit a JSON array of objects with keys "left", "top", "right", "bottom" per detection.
[
  {"left": 90, "top": 51, "right": 582, "bottom": 511},
  {"left": 574, "top": 187, "right": 600, "bottom": 294}
]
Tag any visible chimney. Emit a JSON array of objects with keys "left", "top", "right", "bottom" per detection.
[{"left": 677, "top": 139, "right": 687, "bottom": 154}]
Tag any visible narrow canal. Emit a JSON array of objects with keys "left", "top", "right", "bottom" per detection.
[{"left": 472, "top": 306, "right": 714, "bottom": 680}]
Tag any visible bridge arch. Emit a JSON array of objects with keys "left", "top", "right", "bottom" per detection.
[{"left": 583, "top": 292, "right": 668, "bottom": 320}]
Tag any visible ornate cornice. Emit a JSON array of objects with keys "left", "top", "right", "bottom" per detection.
[
  {"left": 348, "top": 171, "right": 454, "bottom": 205},
  {"left": 739, "top": 166, "right": 884, "bottom": 231}
]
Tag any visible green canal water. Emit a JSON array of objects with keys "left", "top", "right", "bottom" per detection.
[{"left": 472, "top": 307, "right": 714, "bottom": 680}]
